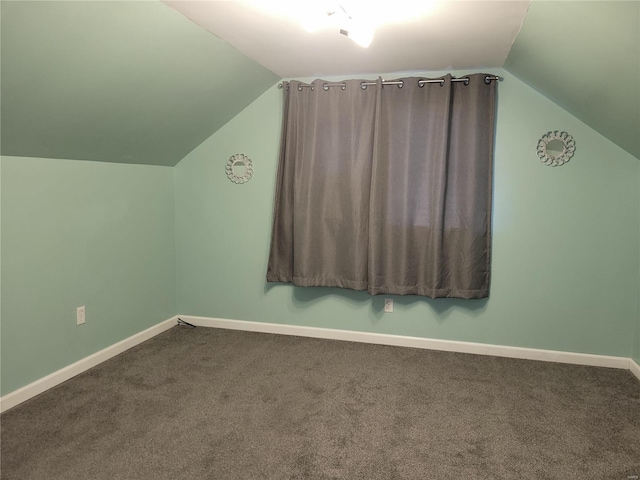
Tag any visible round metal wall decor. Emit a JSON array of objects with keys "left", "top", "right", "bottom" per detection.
[
  {"left": 536, "top": 131, "right": 576, "bottom": 167},
  {"left": 225, "top": 154, "right": 254, "bottom": 184}
]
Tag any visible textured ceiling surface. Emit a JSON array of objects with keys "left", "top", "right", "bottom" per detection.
[
  {"left": 1, "top": 0, "right": 638, "bottom": 165},
  {"left": 506, "top": 1, "right": 639, "bottom": 159},
  {"left": 0, "top": 1, "right": 280, "bottom": 166}
]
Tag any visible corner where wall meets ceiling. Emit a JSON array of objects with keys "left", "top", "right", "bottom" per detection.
[
  {"left": 0, "top": 1, "right": 280, "bottom": 167},
  {"left": 1, "top": 1, "right": 638, "bottom": 165},
  {"left": 505, "top": 0, "right": 640, "bottom": 160}
]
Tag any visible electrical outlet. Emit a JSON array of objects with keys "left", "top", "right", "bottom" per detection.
[
  {"left": 384, "top": 298, "right": 394, "bottom": 313},
  {"left": 77, "top": 306, "right": 86, "bottom": 325}
]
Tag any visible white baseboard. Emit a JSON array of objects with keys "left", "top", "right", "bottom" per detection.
[
  {"left": 630, "top": 358, "right": 640, "bottom": 381},
  {"left": 180, "top": 315, "right": 631, "bottom": 371},
  {"left": 0, "top": 316, "right": 178, "bottom": 413},
  {"left": 3, "top": 314, "right": 635, "bottom": 413}
]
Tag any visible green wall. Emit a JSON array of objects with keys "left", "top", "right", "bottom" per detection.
[
  {"left": 174, "top": 70, "right": 640, "bottom": 359},
  {"left": 0, "top": 0, "right": 280, "bottom": 166},
  {"left": 636, "top": 325, "right": 640, "bottom": 364},
  {"left": 636, "top": 169, "right": 640, "bottom": 365},
  {"left": 636, "top": 295, "right": 640, "bottom": 364},
  {"left": 3, "top": 69, "right": 638, "bottom": 398},
  {"left": 505, "top": 1, "right": 640, "bottom": 160},
  {"left": 0, "top": 156, "right": 176, "bottom": 395}
]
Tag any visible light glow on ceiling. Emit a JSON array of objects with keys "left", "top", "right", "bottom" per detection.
[{"left": 243, "top": 0, "right": 441, "bottom": 47}]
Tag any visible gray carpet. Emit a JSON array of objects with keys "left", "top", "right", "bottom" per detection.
[{"left": 1, "top": 326, "right": 639, "bottom": 479}]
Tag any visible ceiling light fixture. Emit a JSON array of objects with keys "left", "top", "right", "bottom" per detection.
[
  {"left": 243, "top": 0, "right": 440, "bottom": 48},
  {"left": 339, "top": 26, "right": 373, "bottom": 48},
  {"left": 333, "top": 5, "right": 374, "bottom": 48}
]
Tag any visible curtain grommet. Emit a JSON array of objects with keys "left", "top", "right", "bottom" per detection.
[
  {"left": 323, "top": 83, "right": 329, "bottom": 91},
  {"left": 360, "top": 83, "right": 368, "bottom": 90}
]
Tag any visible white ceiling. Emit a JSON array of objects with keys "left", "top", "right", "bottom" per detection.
[{"left": 165, "top": 0, "right": 532, "bottom": 77}]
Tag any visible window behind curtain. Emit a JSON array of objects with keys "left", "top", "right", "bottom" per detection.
[{"left": 267, "top": 74, "right": 497, "bottom": 299}]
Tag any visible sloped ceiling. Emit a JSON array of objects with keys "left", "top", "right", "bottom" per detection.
[
  {"left": 1, "top": 1, "right": 638, "bottom": 165},
  {"left": 505, "top": 0, "right": 639, "bottom": 159},
  {"left": 0, "top": 1, "right": 280, "bottom": 166}
]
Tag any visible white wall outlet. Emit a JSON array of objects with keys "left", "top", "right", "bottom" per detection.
[
  {"left": 384, "top": 298, "right": 394, "bottom": 313},
  {"left": 76, "top": 306, "right": 86, "bottom": 325}
]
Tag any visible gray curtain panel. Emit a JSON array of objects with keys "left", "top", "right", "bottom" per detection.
[{"left": 267, "top": 74, "right": 496, "bottom": 299}]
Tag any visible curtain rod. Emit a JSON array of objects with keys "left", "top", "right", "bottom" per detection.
[{"left": 278, "top": 75, "right": 501, "bottom": 90}]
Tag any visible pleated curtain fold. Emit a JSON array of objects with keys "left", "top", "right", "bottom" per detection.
[{"left": 267, "top": 74, "right": 496, "bottom": 299}]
